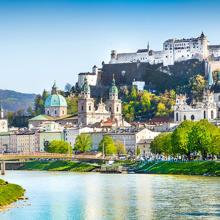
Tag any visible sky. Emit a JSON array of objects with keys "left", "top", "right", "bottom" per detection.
[{"left": 0, "top": 0, "right": 220, "bottom": 94}]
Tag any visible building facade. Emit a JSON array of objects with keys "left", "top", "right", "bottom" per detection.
[
  {"left": 109, "top": 33, "right": 220, "bottom": 66},
  {"left": 78, "top": 77, "right": 123, "bottom": 127},
  {"left": 44, "top": 83, "right": 67, "bottom": 118}
]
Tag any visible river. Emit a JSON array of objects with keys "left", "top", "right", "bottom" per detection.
[{"left": 0, "top": 171, "right": 220, "bottom": 220}]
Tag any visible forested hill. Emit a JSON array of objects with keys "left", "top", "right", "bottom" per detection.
[{"left": 0, "top": 89, "right": 36, "bottom": 112}]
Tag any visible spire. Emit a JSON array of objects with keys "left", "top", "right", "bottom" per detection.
[
  {"left": 112, "top": 74, "right": 116, "bottom": 86},
  {"left": 81, "top": 77, "right": 90, "bottom": 96},
  {"left": 208, "top": 65, "right": 214, "bottom": 88},
  {"left": 147, "top": 41, "right": 150, "bottom": 51},
  {"left": 0, "top": 105, "right": 4, "bottom": 119},
  {"left": 51, "top": 81, "right": 58, "bottom": 94}
]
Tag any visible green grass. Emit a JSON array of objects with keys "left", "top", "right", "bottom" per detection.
[
  {"left": 135, "top": 161, "right": 220, "bottom": 176},
  {"left": 19, "top": 160, "right": 98, "bottom": 172},
  {"left": 0, "top": 179, "right": 25, "bottom": 207}
]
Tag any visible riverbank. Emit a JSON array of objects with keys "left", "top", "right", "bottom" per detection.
[
  {"left": 18, "top": 160, "right": 220, "bottom": 176},
  {"left": 18, "top": 160, "right": 99, "bottom": 172},
  {"left": 0, "top": 179, "right": 25, "bottom": 209},
  {"left": 135, "top": 161, "right": 220, "bottom": 176}
]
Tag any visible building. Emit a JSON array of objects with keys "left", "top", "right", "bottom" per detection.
[
  {"left": 78, "top": 76, "right": 123, "bottom": 127},
  {"left": 29, "top": 83, "right": 77, "bottom": 128},
  {"left": 45, "top": 82, "right": 67, "bottom": 117},
  {"left": 109, "top": 33, "right": 220, "bottom": 66},
  {"left": 174, "top": 67, "right": 220, "bottom": 123},
  {"left": 64, "top": 127, "right": 94, "bottom": 148},
  {"left": 16, "top": 131, "right": 37, "bottom": 153},
  {"left": 78, "top": 65, "right": 102, "bottom": 88},
  {"left": 0, "top": 106, "right": 8, "bottom": 133},
  {"left": 132, "top": 80, "right": 145, "bottom": 91}
]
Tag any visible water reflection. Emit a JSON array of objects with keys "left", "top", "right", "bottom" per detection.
[{"left": 0, "top": 172, "right": 219, "bottom": 220}]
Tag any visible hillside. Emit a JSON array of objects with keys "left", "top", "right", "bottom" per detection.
[
  {"left": 92, "top": 59, "right": 205, "bottom": 98},
  {"left": 0, "top": 89, "right": 36, "bottom": 112}
]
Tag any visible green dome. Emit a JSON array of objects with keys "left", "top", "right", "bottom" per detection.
[{"left": 45, "top": 94, "right": 67, "bottom": 108}]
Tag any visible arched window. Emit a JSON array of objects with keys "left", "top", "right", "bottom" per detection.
[
  {"left": 176, "top": 113, "right": 178, "bottom": 122},
  {"left": 81, "top": 106, "right": 84, "bottom": 111},
  {"left": 89, "top": 106, "right": 91, "bottom": 111},
  {"left": 109, "top": 107, "right": 112, "bottom": 111},
  {"left": 211, "top": 110, "right": 214, "bottom": 119},
  {"left": 218, "top": 95, "right": 220, "bottom": 102},
  {"left": 117, "top": 107, "right": 119, "bottom": 112},
  {"left": 204, "top": 111, "right": 206, "bottom": 119},
  {"left": 55, "top": 110, "right": 57, "bottom": 115},
  {"left": 184, "top": 115, "right": 186, "bottom": 120},
  {"left": 191, "top": 115, "right": 195, "bottom": 121},
  {"left": 47, "top": 110, "right": 49, "bottom": 115}
]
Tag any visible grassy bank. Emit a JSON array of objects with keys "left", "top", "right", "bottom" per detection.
[
  {"left": 135, "top": 161, "right": 220, "bottom": 176},
  {"left": 19, "top": 160, "right": 99, "bottom": 172},
  {"left": 0, "top": 179, "right": 25, "bottom": 208}
]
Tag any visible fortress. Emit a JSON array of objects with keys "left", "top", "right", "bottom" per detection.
[{"left": 109, "top": 32, "right": 220, "bottom": 66}]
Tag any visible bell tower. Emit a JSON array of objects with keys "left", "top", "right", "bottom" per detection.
[
  {"left": 107, "top": 75, "right": 122, "bottom": 125},
  {"left": 78, "top": 78, "right": 94, "bottom": 126}
]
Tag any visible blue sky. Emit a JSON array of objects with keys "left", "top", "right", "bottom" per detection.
[{"left": 0, "top": 0, "right": 220, "bottom": 93}]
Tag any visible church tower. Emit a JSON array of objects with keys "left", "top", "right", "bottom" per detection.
[
  {"left": 0, "top": 105, "right": 8, "bottom": 133},
  {"left": 107, "top": 75, "right": 122, "bottom": 125},
  {"left": 78, "top": 78, "right": 95, "bottom": 126}
]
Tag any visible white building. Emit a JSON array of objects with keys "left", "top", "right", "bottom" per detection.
[
  {"left": 132, "top": 80, "right": 145, "bottom": 91},
  {"left": 109, "top": 33, "right": 220, "bottom": 66},
  {"left": 78, "top": 65, "right": 101, "bottom": 88},
  {"left": 174, "top": 91, "right": 217, "bottom": 123}
]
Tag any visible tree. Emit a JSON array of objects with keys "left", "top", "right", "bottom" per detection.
[
  {"left": 156, "top": 102, "right": 167, "bottom": 116},
  {"left": 150, "top": 133, "right": 172, "bottom": 156},
  {"left": 189, "top": 74, "right": 206, "bottom": 101},
  {"left": 66, "top": 96, "right": 78, "bottom": 115},
  {"left": 45, "top": 140, "right": 72, "bottom": 154},
  {"left": 188, "top": 120, "right": 212, "bottom": 160},
  {"left": 171, "top": 120, "right": 194, "bottom": 159},
  {"left": 115, "top": 141, "right": 126, "bottom": 155},
  {"left": 74, "top": 134, "right": 92, "bottom": 152},
  {"left": 99, "top": 136, "right": 116, "bottom": 156}
]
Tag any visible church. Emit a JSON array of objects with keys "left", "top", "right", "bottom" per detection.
[
  {"left": 78, "top": 77, "right": 123, "bottom": 127},
  {"left": 174, "top": 69, "right": 220, "bottom": 123}
]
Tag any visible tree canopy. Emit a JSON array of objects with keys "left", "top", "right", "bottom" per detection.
[
  {"left": 45, "top": 140, "right": 72, "bottom": 154},
  {"left": 74, "top": 134, "right": 92, "bottom": 152}
]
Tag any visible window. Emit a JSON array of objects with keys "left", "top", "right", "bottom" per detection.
[
  {"left": 184, "top": 115, "right": 186, "bottom": 120},
  {"left": 204, "top": 111, "right": 206, "bottom": 119},
  {"left": 176, "top": 113, "right": 178, "bottom": 121},
  {"left": 55, "top": 110, "right": 57, "bottom": 115},
  {"left": 89, "top": 106, "right": 91, "bottom": 111},
  {"left": 81, "top": 106, "right": 84, "bottom": 111},
  {"left": 211, "top": 110, "right": 214, "bottom": 119},
  {"left": 218, "top": 95, "right": 220, "bottom": 102},
  {"left": 47, "top": 110, "right": 49, "bottom": 115},
  {"left": 117, "top": 107, "right": 119, "bottom": 112},
  {"left": 191, "top": 115, "right": 195, "bottom": 121}
]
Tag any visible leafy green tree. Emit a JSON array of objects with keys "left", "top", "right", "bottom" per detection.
[
  {"left": 74, "top": 134, "right": 92, "bottom": 152},
  {"left": 130, "top": 86, "right": 137, "bottom": 100},
  {"left": 156, "top": 102, "right": 167, "bottom": 116},
  {"left": 188, "top": 120, "right": 212, "bottom": 160},
  {"left": 114, "top": 141, "right": 126, "bottom": 155},
  {"left": 99, "top": 136, "right": 116, "bottom": 156},
  {"left": 45, "top": 140, "right": 72, "bottom": 154},
  {"left": 150, "top": 133, "right": 172, "bottom": 156},
  {"left": 171, "top": 120, "right": 194, "bottom": 159}
]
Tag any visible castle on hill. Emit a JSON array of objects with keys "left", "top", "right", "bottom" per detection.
[{"left": 110, "top": 32, "right": 220, "bottom": 66}]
